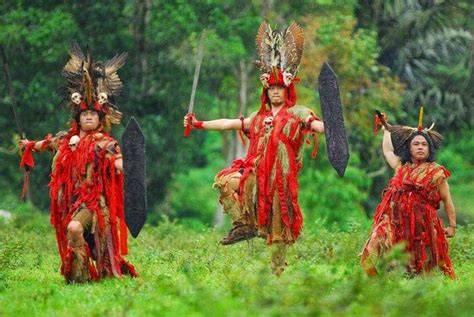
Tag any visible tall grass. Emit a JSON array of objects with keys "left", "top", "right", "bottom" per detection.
[{"left": 1, "top": 204, "right": 473, "bottom": 317}]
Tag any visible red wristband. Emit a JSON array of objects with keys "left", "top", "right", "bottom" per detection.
[
  {"left": 40, "top": 134, "right": 53, "bottom": 150},
  {"left": 374, "top": 113, "right": 388, "bottom": 134},
  {"left": 193, "top": 121, "right": 204, "bottom": 129},
  {"left": 306, "top": 115, "right": 320, "bottom": 129}
]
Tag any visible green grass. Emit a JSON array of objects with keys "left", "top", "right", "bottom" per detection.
[
  {"left": 450, "top": 184, "right": 474, "bottom": 224},
  {"left": 1, "top": 205, "right": 473, "bottom": 317}
]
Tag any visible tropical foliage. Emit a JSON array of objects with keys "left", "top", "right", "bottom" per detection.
[{"left": 0, "top": 1, "right": 472, "bottom": 231}]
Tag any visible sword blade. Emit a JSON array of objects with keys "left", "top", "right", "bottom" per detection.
[
  {"left": 187, "top": 31, "right": 206, "bottom": 114},
  {"left": 1, "top": 45, "right": 25, "bottom": 138},
  {"left": 184, "top": 31, "right": 206, "bottom": 137}
]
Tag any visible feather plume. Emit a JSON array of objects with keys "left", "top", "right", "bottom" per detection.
[
  {"left": 97, "top": 53, "right": 127, "bottom": 95},
  {"left": 255, "top": 21, "right": 273, "bottom": 73},
  {"left": 427, "top": 130, "right": 444, "bottom": 148},
  {"left": 254, "top": 21, "right": 304, "bottom": 78},
  {"left": 283, "top": 22, "right": 304, "bottom": 73},
  {"left": 63, "top": 41, "right": 86, "bottom": 74},
  {"left": 388, "top": 125, "right": 416, "bottom": 155}
]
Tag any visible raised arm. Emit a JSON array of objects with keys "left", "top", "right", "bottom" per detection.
[
  {"left": 439, "top": 179, "right": 456, "bottom": 237},
  {"left": 183, "top": 113, "right": 251, "bottom": 131},
  {"left": 17, "top": 135, "right": 56, "bottom": 153},
  {"left": 382, "top": 128, "right": 400, "bottom": 169}
]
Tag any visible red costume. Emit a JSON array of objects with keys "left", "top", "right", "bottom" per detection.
[
  {"left": 215, "top": 70, "right": 319, "bottom": 244},
  {"left": 49, "top": 124, "right": 137, "bottom": 281},
  {"left": 361, "top": 161, "right": 455, "bottom": 278},
  {"left": 20, "top": 42, "right": 137, "bottom": 283}
]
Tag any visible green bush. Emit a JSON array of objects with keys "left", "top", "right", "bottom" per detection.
[{"left": 299, "top": 148, "right": 371, "bottom": 231}]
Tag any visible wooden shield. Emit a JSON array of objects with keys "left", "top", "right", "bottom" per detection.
[
  {"left": 122, "top": 117, "right": 147, "bottom": 238},
  {"left": 318, "top": 62, "right": 350, "bottom": 177}
]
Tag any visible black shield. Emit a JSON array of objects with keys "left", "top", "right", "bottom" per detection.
[
  {"left": 122, "top": 117, "right": 147, "bottom": 238},
  {"left": 318, "top": 62, "right": 350, "bottom": 177}
]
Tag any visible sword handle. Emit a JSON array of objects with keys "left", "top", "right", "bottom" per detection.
[{"left": 184, "top": 114, "right": 192, "bottom": 137}]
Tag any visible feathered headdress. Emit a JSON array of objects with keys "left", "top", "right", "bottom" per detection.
[
  {"left": 378, "top": 107, "right": 444, "bottom": 156},
  {"left": 61, "top": 41, "right": 127, "bottom": 128},
  {"left": 255, "top": 22, "right": 304, "bottom": 109},
  {"left": 255, "top": 21, "right": 304, "bottom": 86}
]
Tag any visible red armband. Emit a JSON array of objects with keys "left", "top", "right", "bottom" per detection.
[
  {"left": 237, "top": 115, "right": 249, "bottom": 146},
  {"left": 40, "top": 134, "right": 53, "bottom": 150},
  {"left": 193, "top": 120, "right": 204, "bottom": 129}
]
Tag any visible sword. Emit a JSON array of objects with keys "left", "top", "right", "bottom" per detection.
[
  {"left": 184, "top": 31, "right": 206, "bottom": 137},
  {"left": 1, "top": 45, "right": 25, "bottom": 140},
  {"left": 1, "top": 45, "right": 31, "bottom": 200}
]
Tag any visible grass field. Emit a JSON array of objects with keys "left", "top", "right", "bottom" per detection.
[{"left": 1, "top": 203, "right": 473, "bottom": 317}]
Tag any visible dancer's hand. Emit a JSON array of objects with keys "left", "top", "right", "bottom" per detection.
[
  {"left": 17, "top": 139, "right": 29, "bottom": 150},
  {"left": 444, "top": 226, "right": 456, "bottom": 238},
  {"left": 183, "top": 113, "right": 197, "bottom": 128}
]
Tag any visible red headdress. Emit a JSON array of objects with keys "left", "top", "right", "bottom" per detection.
[{"left": 259, "top": 69, "right": 299, "bottom": 110}]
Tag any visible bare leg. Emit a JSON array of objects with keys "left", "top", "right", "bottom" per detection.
[
  {"left": 67, "top": 221, "right": 86, "bottom": 247},
  {"left": 66, "top": 221, "right": 91, "bottom": 283},
  {"left": 214, "top": 171, "right": 244, "bottom": 224},
  {"left": 271, "top": 244, "right": 288, "bottom": 276},
  {"left": 214, "top": 171, "right": 257, "bottom": 245}
]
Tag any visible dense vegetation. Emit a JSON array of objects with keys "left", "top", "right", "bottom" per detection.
[{"left": 1, "top": 1, "right": 473, "bottom": 226}]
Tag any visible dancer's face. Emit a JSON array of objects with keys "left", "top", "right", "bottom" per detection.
[
  {"left": 79, "top": 110, "right": 100, "bottom": 132},
  {"left": 410, "top": 135, "right": 430, "bottom": 162},
  {"left": 268, "top": 85, "right": 285, "bottom": 106}
]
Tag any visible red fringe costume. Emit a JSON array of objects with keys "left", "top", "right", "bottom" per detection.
[
  {"left": 28, "top": 123, "right": 138, "bottom": 282},
  {"left": 361, "top": 162, "right": 455, "bottom": 278},
  {"left": 21, "top": 42, "right": 139, "bottom": 283},
  {"left": 214, "top": 71, "right": 320, "bottom": 244}
]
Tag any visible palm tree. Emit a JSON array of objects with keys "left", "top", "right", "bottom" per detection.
[{"left": 357, "top": 0, "right": 474, "bottom": 129}]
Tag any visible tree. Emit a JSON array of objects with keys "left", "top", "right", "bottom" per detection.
[{"left": 357, "top": 0, "right": 474, "bottom": 130}]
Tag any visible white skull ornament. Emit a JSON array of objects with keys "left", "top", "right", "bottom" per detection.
[
  {"left": 98, "top": 93, "right": 108, "bottom": 105},
  {"left": 282, "top": 71, "right": 294, "bottom": 86},
  {"left": 69, "top": 135, "right": 80, "bottom": 151},
  {"left": 71, "top": 92, "right": 82, "bottom": 105}
]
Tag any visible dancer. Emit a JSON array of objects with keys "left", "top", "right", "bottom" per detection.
[
  {"left": 18, "top": 43, "right": 138, "bottom": 283},
  {"left": 361, "top": 109, "right": 456, "bottom": 278}
]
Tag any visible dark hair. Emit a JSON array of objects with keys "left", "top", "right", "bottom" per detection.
[
  {"left": 74, "top": 108, "right": 105, "bottom": 124},
  {"left": 399, "top": 132, "right": 436, "bottom": 164}
]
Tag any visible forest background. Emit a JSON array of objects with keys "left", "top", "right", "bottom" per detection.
[{"left": 0, "top": 1, "right": 473, "bottom": 316}]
